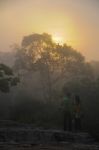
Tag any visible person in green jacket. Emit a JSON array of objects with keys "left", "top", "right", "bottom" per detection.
[{"left": 63, "top": 92, "right": 73, "bottom": 131}]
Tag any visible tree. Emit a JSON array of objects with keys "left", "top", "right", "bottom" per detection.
[
  {"left": 14, "top": 33, "right": 93, "bottom": 101},
  {"left": 0, "top": 64, "right": 19, "bottom": 93}
]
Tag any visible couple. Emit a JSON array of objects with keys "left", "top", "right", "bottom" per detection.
[{"left": 63, "top": 92, "right": 82, "bottom": 132}]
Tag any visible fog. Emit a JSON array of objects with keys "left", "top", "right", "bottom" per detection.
[
  {"left": 0, "top": 1, "right": 99, "bottom": 146},
  {"left": 0, "top": 33, "right": 99, "bottom": 140}
]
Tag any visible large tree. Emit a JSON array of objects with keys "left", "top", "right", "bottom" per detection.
[{"left": 14, "top": 33, "right": 93, "bottom": 100}]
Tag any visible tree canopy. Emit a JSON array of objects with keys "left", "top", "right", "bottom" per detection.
[
  {"left": 0, "top": 64, "right": 19, "bottom": 93},
  {"left": 14, "top": 33, "right": 93, "bottom": 100}
]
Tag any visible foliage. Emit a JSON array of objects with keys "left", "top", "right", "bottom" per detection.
[
  {"left": 0, "top": 63, "right": 19, "bottom": 92},
  {"left": 0, "top": 32, "right": 97, "bottom": 139},
  {"left": 14, "top": 33, "right": 93, "bottom": 101}
]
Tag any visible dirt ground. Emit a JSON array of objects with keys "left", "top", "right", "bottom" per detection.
[
  {"left": 0, "top": 144, "right": 72, "bottom": 150},
  {"left": 0, "top": 143, "right": 99, "bottom": 150}
]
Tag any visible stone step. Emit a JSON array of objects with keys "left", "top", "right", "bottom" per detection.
[
  {"left": 0, "top": 143, "right": 99, "bottom": 150},
  {"left": 0, "top": 128, "right": 97, "bottom": 145}
]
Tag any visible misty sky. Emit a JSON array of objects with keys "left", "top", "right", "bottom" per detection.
[{"left": 0, "top": 0, "right": 99, "bottom": 61}]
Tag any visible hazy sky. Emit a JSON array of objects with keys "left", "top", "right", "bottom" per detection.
[{"left": 0, "top": 0, "right": 99, "bottom": 61}]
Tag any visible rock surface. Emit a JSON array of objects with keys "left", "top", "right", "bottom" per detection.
[{"left": 0, "top": 120, "right": 99, "bottom": 150}]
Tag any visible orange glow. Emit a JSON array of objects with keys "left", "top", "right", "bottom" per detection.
[{"left": 1, "top": 0, "right": 99, "bottom": 60}]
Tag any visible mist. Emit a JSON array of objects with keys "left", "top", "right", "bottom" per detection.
[{"left": 0, "top": 0, "right": 99, "bottom": 149}]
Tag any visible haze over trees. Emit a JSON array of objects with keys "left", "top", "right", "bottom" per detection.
[
  {"left": 0, "top": 33, "right": 99, "bottom": 138},
  {"left": 14, "top": 33, "right": 93, "bottom": 101}
]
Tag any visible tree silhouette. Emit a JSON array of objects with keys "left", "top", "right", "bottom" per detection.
[
  {"left": 14, "top": 33, "right": 93, "bottom": 100},
  {"left": 0, "top": 64, "right": 19, "bottom": 93}
]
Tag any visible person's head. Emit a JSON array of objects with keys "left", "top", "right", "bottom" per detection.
[
  {"left": 63, "top": 86, "right": 71, "bottom": 96},
  {"left": 66, "top": 92, "right": 71, "bottom": 98},
  {"left": 75, "top": 95, "right": 80, "bottom": 104}
]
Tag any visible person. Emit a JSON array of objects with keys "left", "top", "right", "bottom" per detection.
[
  {"left": 62, "top": 92, "right": 73, "bottom": 131},
  {"left": 73, "top": 95, "right": 82, "bottom": 132}
]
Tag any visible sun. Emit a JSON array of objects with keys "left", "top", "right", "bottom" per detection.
[{"left": 52, "top": 34, "right": 64, "bottom": 45}]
